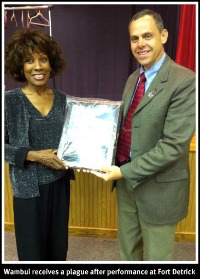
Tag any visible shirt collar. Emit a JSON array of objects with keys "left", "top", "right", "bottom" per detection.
[{"left": 140, "top": 53, "right": 166, "bottom": 79}]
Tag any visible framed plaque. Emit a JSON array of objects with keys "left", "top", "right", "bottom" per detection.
[{"left": 57, "top": 96, "right": 123, "bottom": 171}]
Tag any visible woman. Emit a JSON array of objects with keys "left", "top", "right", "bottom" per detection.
[{"left": 4, "top": 28, "right": 74, "bottom": 261}]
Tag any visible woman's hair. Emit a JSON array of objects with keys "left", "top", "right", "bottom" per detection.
[
  {"left": 128, "top": 9, "right": 164, "bottom": 33},
  {"left": 5, "top": 28, "right": 66, "bottom": 82}
]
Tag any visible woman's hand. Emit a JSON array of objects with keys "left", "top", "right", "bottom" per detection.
[{"left": 26, "top": 149, "right": 68, "bottom": 170}]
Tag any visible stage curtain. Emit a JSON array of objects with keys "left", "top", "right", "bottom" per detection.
[
  {"left": 175, "top": 4, "right": 196, "bottom": 72},
  {"left": 176, "top": 4, "right": 196, "bottom": 151}
]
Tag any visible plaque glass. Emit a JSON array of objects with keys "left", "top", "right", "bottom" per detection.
[{"left": 57, "top": 96, "right": 123, "bottom": 171}]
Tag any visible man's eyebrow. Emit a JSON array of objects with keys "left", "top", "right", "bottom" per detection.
[{"left": 131, "top": 31, "right": 152, "bottom": 36}]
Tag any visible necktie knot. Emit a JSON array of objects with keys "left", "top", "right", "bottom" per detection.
[{"left": 140, "top": 72, "right": 146, "bottom": 83}]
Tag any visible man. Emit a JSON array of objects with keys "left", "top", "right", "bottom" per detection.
[{"left": 90, "top": 9, "right": 196, "bottom": 261}]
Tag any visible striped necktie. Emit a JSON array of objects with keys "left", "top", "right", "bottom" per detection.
[{"left": 117, "top": 72, "right": 146, "bottom": 164}]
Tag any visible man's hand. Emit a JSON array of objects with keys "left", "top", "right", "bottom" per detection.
[{"left": 90, "top": 166, "right": 123, "bottom": 182}]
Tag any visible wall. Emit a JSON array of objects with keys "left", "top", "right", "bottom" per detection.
[{"left": 4, "top": 4, "right": 180, "bottom": 100}]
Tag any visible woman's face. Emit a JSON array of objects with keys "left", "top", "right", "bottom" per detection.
[{"left": 23, "top": 52, "right": 51, "bottom": 88}]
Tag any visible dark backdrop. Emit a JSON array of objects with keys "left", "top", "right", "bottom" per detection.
[{"left": 4, "top": 4, "right": 181, "bottom": 101}]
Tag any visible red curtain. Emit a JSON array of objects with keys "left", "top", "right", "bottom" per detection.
[{"left": 175, "top": 4, "right": 196, "bottom": 72}]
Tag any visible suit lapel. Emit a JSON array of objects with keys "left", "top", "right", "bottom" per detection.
[
  {"left": 133, "top": 55, "right": 171, "bottom": 114},
  {"left": 123, "top": 70, "right": 139, "bottom": 116},
  {"left": 136, "top": 75, "right": 164, "bottom": 112}
]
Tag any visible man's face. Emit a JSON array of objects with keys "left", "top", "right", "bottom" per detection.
[{"left": 129, "top": 15, "right": 168, "bottom": 71}]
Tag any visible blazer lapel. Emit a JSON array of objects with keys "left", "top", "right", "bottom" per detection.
[
  {"left": 136, "top": 75, "right": 164, "bottom": 112},
  {"left": 134, "top": 55, "right": 171, "bottom": 114},
  {"left": 122, "top": 55, "right": 172, "bottom": 117},
  {"left": 123, "top": 70, "right": 140, "bottom": 116}
]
